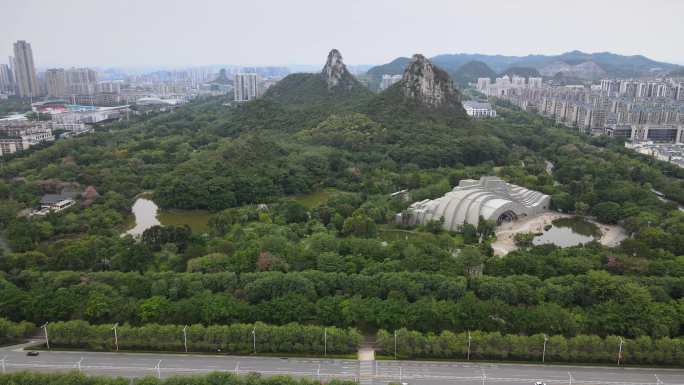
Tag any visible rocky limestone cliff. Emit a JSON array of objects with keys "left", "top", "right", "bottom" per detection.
[
  {"left": 321, "top": 49, "right": 355, "bottom": 90},
  {"left": 401, "top": 54, "right": 461, "bottom": 109},
  {"left": 264, "top": 49, "right": 372, "bottom": 106}
]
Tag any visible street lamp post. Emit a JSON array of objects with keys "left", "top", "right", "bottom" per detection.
[
  {"left": 41, "top": 322, "right": 50, "bottom": 350},
  {"left": 617, "top": 337, "right": 625, "bottom": 366},
  {"left": 324, "top": 328, "right": 327, "bottom": 357},
  {"left": 183, "top": 325, "right": 188, "bottom": 353},
  {"left": 112, "top": 323, "right": 119, "bottom": 352},
  {"left": 394, "top": 330, "right": 397, "bottom": 360},
  {"left": 467, "top": 330, "right": 472, "bottom": 361},
  {"left": 1, "top": 355, "right": 6, "bottom": 374},
  {"left": 542, "top": 334, "right": 548, "bottom": 363},
  {"left": 252, "top": 326, "right": 256, "bottom": 354}
]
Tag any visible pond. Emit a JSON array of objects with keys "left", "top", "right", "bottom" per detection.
[
  {"left": 532, "top": 217, "right": 601, "bottom": 247},
  {"left": 125, "top": 198, "right": 211, "bottom": 236}
]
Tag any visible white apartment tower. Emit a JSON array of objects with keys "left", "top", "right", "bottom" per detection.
[
  {"left": 380, "top": 74, "right": 402, "bottom": 90},
  {"left": 45, "top": 68, "right": 67, "bottom": 98},
  {"left": 234, "top": 73, "right": 258, "bottom": 102},
  {"left": 12, "top": 40, "right": 40, "bottom": 98},
  {"left": 0, "top": 64, "right": 13, "bottom": 93},
  {"left": 66, "top": 68, "right": 98, "bottom": 95},
  {"left": 528, "top": 77, "right": 543, "bottom": 88},
  {"left": 512, "top": 76, "right": 526, "bottom": 86}
]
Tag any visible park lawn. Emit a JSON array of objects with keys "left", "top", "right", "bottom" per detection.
[
  {"left": 291, "top": 189, "right": 340, "bottom": 209},
  {"left": 377, "top": 226, "right": 464, "bottom": 246}
]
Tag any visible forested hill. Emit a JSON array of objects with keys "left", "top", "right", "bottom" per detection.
[{"left": 263, "top": 49, "right": 373, "bottom": 108}]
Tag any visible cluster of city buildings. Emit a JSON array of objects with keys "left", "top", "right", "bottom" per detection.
[
  {"left": 0, "top": 40, "right": 194, "bottom": 106},
  {"left": 477, "top": 75, "right": 544, "bottom": 97},
  {"left": 479, "top": 76, "right": 684, "bottom": 136},
  {"left": 0, "top": 120, "right": 55, "bottom": 156},
  {"left": 476, "top": 75, "right": 684, "bottom": 166},
  {"left": 626, "top": 141, "right": 684, "bottom": 168},
  {"left": 0, "top": 40, "right": 282, "bottom": 108},
  {"left": 0, "top": 40, "right": 290, "bottom": 155}
]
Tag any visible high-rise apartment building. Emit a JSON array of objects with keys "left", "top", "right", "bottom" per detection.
[
  {"left": 97, "top": 81, "right": 121, "bottom": 94},
  {"left": 528, "top": 77, "right": 543, "bottom": 88},
  {"left": 12, "top": 40, "right": 40, "bottom": 98},
  {"left": 0, "top": 64, "right": 13, "bottom": 93},
  {"left": 45, "top": 68, "right": 67, "bottom": 98},
  {"left": 379, "top": 74, "right": 402, "bottom": 90},
  {"left": 66, "top": 68, "right": 98, "bottom": 95},
  {"left": 234, "top": 73, "right": 258, "bottom": 102}
]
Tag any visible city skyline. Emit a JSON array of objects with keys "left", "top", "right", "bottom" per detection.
[{"left": 1, "top": 0, "right": 683, "bottom": 68}]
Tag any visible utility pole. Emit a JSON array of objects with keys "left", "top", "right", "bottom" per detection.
[
  {"left": 252, "top": 326, "right": 256, "bottom": 354},
  {"left": 568, "top": 371, "right": 573, "bottom": 385},
  {"left": 324, "top": 328, "right": 327, "bottom": 357},
  {"left": 183, "top": 325, "right": 188, "bottom": 353},
  {"left": 467, "top": 330, "right": 472, "bottom": 361},
  {"left": 112, "top": 323, "right": 119, "bottom": 352},
  {"left": 41, "top": 322, "right": 50, "bottom": 350},
  {"left": 542, "top": 334, "right": 548, "bottom": 363},
  {"left": 617, "top": 337, "right": 625, "bottom": 366},
  {"left": 394, "top": 330, "right": 397, "bottom": 360}
]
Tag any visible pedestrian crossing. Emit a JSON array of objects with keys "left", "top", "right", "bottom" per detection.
[{"left": 359, "top": 360, "right": 374, "bottom": 385}]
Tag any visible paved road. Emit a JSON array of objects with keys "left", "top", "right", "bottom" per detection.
[{"left": 2, "top": 345, "right": 684, "bottom": 385}]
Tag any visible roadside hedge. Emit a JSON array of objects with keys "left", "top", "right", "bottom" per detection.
[
  {"left": 377, "top": 329, "right": 684, "bottom": 365},
  {"left": 0, "top": 372, "right": 358, "bottom": 385},
  {"left": 47, "top": 321, "right": 362, "bottom": 355},
  {"left": 0, "top": 318, "right": 35, "bottom": 344}
]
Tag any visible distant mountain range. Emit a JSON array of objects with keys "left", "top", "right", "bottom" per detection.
[{"left": 366, "top": 51, "right": 684, "bottom": 87}]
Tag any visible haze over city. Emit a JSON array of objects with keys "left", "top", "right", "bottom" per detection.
[{"left": 1, "top": 0, "right": 683, "bottom": 68}]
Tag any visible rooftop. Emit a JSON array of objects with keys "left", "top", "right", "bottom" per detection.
[{"left": 463, "top": 101, "right": 493, "bottom": 110}]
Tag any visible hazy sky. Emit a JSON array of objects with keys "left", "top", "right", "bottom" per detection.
[{"left": 2, "top": 0, "right": 683, "bottom": 68}]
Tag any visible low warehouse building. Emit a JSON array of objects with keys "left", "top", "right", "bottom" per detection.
[{"left": 397, "top": 176, "right": 550, "bottom": 231}]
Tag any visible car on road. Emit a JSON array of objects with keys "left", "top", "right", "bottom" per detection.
[
  {"left": 26, "top": 351, "right": 39, "bottom": 356},
  {"left": 535, "top": 382, "right": 547, "bottom": 385}
]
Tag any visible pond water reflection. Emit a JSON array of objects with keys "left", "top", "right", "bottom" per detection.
[
  {"left": 125, "top": 198, "right": 211, "bottom": 236},
  {"left": 125, "top": 198, "right": 161, "bottom": 236},
  {"left": 532, "top": 217, "right": 601, "bottom": 247}
]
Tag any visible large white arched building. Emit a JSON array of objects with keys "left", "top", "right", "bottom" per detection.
[{"left": 397, "top": 176, "right": 550, "bottom": 231}]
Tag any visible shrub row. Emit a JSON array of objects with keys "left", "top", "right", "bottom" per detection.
[
  {"left": 47, "top": 321, "right": 361, "bottom": 355},
  {"left": 377, "top": 329, "right": 684, "bottom": 366},
  {"left": 0, "top": 371, "right": 357, "bottom": 385},
  {"left": 0, "top": 318, "right": 35, "bottom": 345}
]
